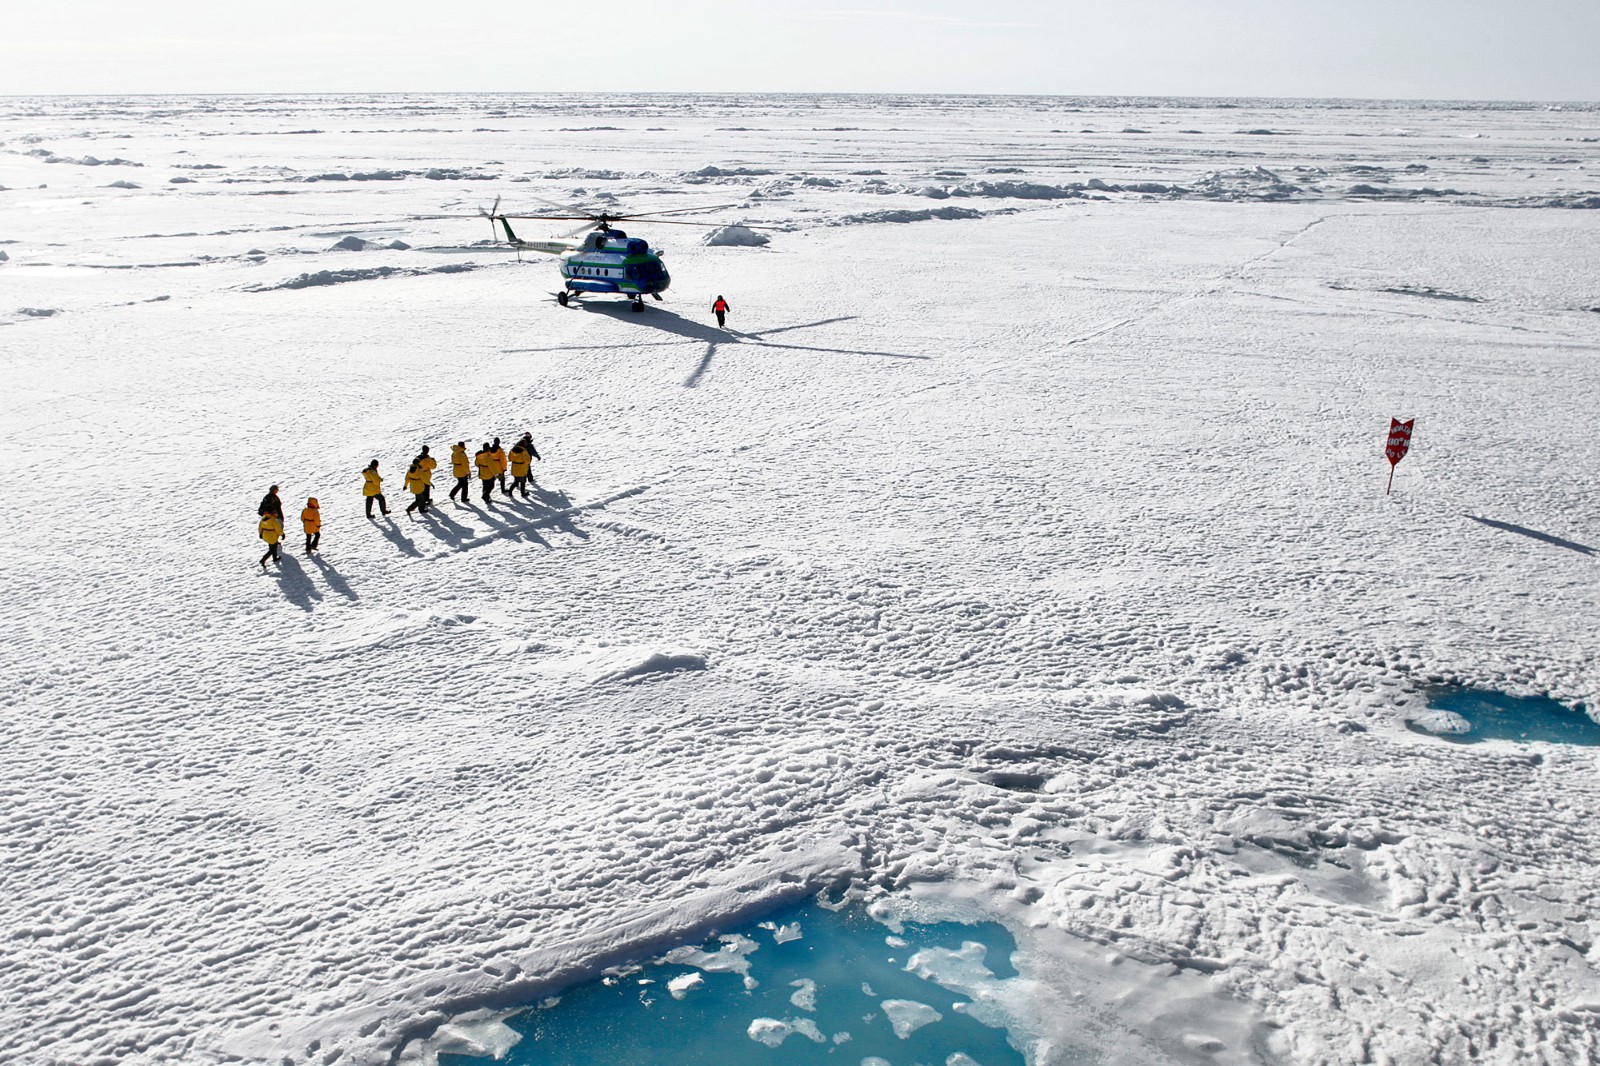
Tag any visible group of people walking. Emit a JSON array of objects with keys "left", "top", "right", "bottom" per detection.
[
  {"left": 255, "top": 486, "right": 319, "bottom": 569},
  {"left": 256, "top": 431, "right": 542, "bottom": 569}
]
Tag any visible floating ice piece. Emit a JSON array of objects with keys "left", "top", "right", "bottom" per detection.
[
  {"left": 660, "top": 933, "right": 760, "bottom": 977},
  {"left": 759, "top": 920, "right": 802, "bottom": 944},
  {"left": 666, "top": 972, "right": 703, "bottom": 999},
  {"left": 1410, "top": 710, "right": 1473, "bottom": 736},
  {"left": 746, "top": 1016, "right": 825, "bottom": 1047},
  {"left": 789, "top": 978, "right": 817, "bottom": 1011},
  {"left": 881, "top": 998, "right": 942, "bottom": 1038},
  {"left": 906, "top": 941, "right": 997, "bottom": 991}
]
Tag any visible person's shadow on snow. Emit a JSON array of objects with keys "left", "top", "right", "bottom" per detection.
[
  {"left": 311, "top": 554, "right": 358, "bottom": 601},
  {"left": 275, "top": 554, "right": 323, "bottom": 611},
  {"left": 526, "top": 485, "right": 589, "bottom": 542},
  {"left": 414, "top": 505, "right": 474, "bottom": 548},
  {"left": 370, "top": 515, "right": 424, "bottom": 557}
]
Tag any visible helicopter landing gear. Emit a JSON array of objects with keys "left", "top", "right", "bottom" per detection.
[
  {"left": 557, "top": 291, "right": 570, "bottom": 307},
  {"left": 630, "top": 296, "right": 645, "bottom": 313}
]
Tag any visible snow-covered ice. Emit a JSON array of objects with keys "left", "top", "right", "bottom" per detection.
[{"left": 1, "top": 92, "right": 1599, "bottom": 1065}]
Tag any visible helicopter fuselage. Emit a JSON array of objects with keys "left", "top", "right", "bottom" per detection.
[{"left": 559, "top": 228, "right": 670, "bottom": 297}]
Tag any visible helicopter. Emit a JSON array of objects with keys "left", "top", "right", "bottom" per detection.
[{"left": 481, "top": 199, "right": 761, "bottom": 312}]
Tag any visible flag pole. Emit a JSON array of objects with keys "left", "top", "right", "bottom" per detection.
[{"left": 1386, "top": 465, "right": 1395, "bottom": 495}]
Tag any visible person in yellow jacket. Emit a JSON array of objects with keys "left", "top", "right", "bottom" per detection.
[
  {"left": 508, "top": 439, "right": 533, "bottom": 499},
  {"left": 416, "top": 445, "right": 438, "bottom": 506},
  {"left": 300, "top": 497, "right": 321, "bottom": 555},
  {"left": 448, "top": 442, "right": 471, "bottom": 503},
  {"left": 490, "top": 437, "right": 510, "bottom": 495},
  {"left": 404, "top": 460, "right": 431, "bottom": 516},
  {"left": 473, "top": 442, "right": 497, "bottom": 505},
  {"left": 363, "top": 459, "right": 389, "bottom": 518},
  {"left": 258, "top": 512, "right": 283, "bottom": 569}
]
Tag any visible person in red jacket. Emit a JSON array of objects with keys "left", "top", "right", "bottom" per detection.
[{"left": 712, "top": 294, "right": 730, "bottom": 329}]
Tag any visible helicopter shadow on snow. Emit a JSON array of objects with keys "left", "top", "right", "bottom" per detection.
[{"left": 503, "top": 308, "right": 930, "bottom": 389}]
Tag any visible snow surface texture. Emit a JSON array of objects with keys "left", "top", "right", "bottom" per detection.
[{"left": 1, "top": 93, "right": 1599, "bottom": 1066}]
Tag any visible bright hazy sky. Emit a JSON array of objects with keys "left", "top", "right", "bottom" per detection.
[{"left": 5, "top": 0, "right": 1598, "bottom": 100}]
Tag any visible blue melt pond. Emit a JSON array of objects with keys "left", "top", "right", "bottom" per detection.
[
  {"left": 1409, "top": 688, "right": 1600, "bottom": 746},
  {"left": 442, "top": 901, "right": 1027, "bottom": 1066}
]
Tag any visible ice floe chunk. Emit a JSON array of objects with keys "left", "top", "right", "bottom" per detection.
[
  {"left": 746, "top": 1016, "right": 825, "bottom": 1047},
  {"left": 880, "top": 998, "right": 942, "bottom": 1038},
  {"left": 759, "top": 919, "right": 802, "bottom": 943},
  {"left": 789, "top": 978, "right": 817, "bottom": 1011},
  {"left": 1411, "top": 710, "right": 1473, "bottom": 736},
  {"left": 666, "top": 972, "right": 703, "bottom": 999},
  {"left": 660, "top": 933, "right": 760, "bottom": 977}
]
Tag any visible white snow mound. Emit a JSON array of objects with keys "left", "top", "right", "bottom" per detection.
[{"left": 703, "top": 224, "right": 770, "bottom": 247}]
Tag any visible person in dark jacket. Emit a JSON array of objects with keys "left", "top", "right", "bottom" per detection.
[
  {"left": 258, "top": 485, "right": 284, "bottom": 520},
  {"left": 712, "top": 294, "right": 729, "bottom": 328}
]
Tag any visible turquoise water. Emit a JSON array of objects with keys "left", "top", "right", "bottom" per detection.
[
  {"left": 1409, "top": 688, "right": 1600, "bottom": 746},
  {"left": 442, "top": 901, "right": 1029, "bottom": 1066}
]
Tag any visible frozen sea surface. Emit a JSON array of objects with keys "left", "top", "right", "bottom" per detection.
[
  {"left": 1, "top": 93, "right": 1598, "bottom": 1066},
  {"left": 1409, "top": 688, "right": 1600, "bottom": 745},
  {"left": 434, "top": 900, "right": 1029, "bottom": 1066}
]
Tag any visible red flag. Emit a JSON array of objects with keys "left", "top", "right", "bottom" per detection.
[{"left": 1384, "top": 418, "right": 1414, "bottom": 494}]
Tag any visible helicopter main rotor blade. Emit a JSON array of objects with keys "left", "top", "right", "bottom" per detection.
[
  {"left": 496, "top": 214, "right": 608, "bottom": 222},
  {"left": 610, "top": 203, "right": 744, "bottom": 219},
  {"left": 608, "top": 217, "right": 784, "bottom": 230}
]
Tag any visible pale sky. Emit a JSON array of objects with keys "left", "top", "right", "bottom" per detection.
[{"left": 4, "top": 0, "right": 1598, "bottom": 100}]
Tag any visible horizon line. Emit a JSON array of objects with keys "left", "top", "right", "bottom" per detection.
[{"left": 1, "top": 89, "right": 1598, "bottom": 106}]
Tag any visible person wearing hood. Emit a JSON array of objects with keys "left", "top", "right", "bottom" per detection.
[
  {"left": 448, "top": 442, "right": 471, "bottom": 503},
  {"left": 300, "top": 497, "right": 321, "bottom": 555},
  {"left": 490, "top": 437, "right": 510, "bottom": 495},
  {"left": 258, "top": 485, "right": 284, "bottom": 520},
  {"left": 258, "top": 511, "right": 283, "bottom": 569},
  {"left": 404, "top": 460, "right": 431, "bottom": 516},
  {"left": 712, "top": 294, "right": 730, "bottom": 328},
  {"left": 508, "top": 438, "right": 535, "bottom": 498},
  {"left": 473, "top": 442, "right": 497, "bottom": 505},
  {"left": 362, "top": 460, "right": 389, "bottom": 518},
  {"left": 416, "top": 445, "right": 438, "bottom": 506}
]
